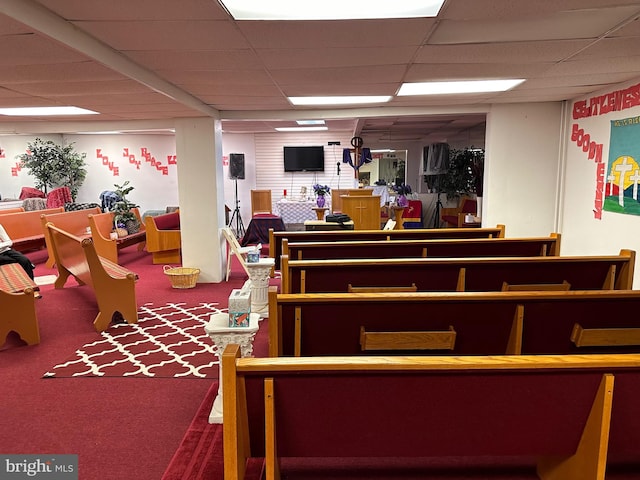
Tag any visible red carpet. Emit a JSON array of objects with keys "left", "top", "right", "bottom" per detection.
[
  {"left": 44, "top": 303, "right": 224, "bottom": 378},
  {"left": 162, "top": 382, "right": 263, "bottom": 480},
  {"left": 1, "top": 244, "right": 268, "bottom": 480},
  {"left": 161, "top": 383, "right": 224, "bottom": 480}
]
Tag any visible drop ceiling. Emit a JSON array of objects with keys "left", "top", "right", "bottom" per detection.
[{"left": 0, "top": 0, "right": 639, "bottom": 146}]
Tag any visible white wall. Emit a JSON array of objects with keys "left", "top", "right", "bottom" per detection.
[
  {"left": 67, "top": 134, "right": 178, "bottom": 213},
  {"left": 221, "top": 133, "right": 256, "bottom": 228},
  {"left": 0, "top": 133, "right": 179, "bottom": 213},
  {"left": 483, "top": 102, "right": 564, "bottom": 238},
  {"left": 0, "top": 134, "right": 63, "bottom": 199},
  {"left": 560, "top": 77, "right": 640, "bottom": 273}
]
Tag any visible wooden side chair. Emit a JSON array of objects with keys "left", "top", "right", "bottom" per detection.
[
  {"left": 441, "top": 195, "right": 477, "bottom": 228},
  {"left": 250, "top": 190, "right": 272, "bottom": 217}
]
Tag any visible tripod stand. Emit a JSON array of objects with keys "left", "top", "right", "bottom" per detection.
[
  {"left": 228, "top": 178, "right": 245, "bottom": 239},
  {"left": 429, "top": 174, "right": 445, "bottom": 229},
  {"left": 430, "top": 192, "right": 444, "bottom": 228}
]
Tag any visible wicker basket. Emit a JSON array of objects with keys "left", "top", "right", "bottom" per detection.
[{"left": 163, "top": 266, "right": 200, "bottom": 289}]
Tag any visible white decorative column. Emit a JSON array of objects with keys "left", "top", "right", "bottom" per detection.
[
  {"left": 245, "top": 257, "right": 275, "bottom": 318},
  {"left": 204, "top": 312, "right": 259, "bottom": 424}
]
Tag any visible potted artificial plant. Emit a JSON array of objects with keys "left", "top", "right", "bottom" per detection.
[
  {"left": 424, "top": 147, "right": 484, "bottom": 201},
  {"left": 17, "top": 137, "right": 87, "bottom": 200},
  {"left": 112, "top": 181, "right": 140, "bottom": 235}
]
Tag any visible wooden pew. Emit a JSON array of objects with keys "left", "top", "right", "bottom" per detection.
[
  {"left": 269, "top": 224, "right": 506, "bottom": 269},
  {"left": 45, "top": 223, "right": 138, "bottom": 332},
  {"left": 41, "top": 207, "right": 101, "bottom": 267},
  {"left": 223, "top": 344, "right": 640, "bottom": 480},
  {"left": 88, "top": 208, "right": 146, "bottom": 264},
  {"left": 0, "top": 264, "right": 39, "bottom": 346},
  {"left": 0, "top": 207, "right": 64, "bottom": 252},
  {"left": 143, "top": 211, "right": 181, "bottom": 264},
  {"left": 283, "top": 234, "right": 562, "bottom": 266},
  {"left": 268, "top": 288, "right": 640, "bottom": 357},
  {"left": 281, "top": 249, "right": 635, "bottom": 294}
]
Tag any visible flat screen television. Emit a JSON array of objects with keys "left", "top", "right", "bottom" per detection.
[{"left": 284, "top": 146, "right": 325, "bottom": 172}]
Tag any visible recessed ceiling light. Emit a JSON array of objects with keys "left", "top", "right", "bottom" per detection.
[
  {"left": 289, "top": 96, "right": 392, "bottom": 106},
  {"left": 297, "top": 120, "right": 325, "bottom": 125},
  {"left": 0, "top": 106, "right": 99, "bottom": 116},
  {"left": 219, "top": 1, "right": 444, "bottom": 20},
  {"left": 275, "top": 126, "right": 328, "bottom": 132},
  {"left": 397, "top": 79, "right": 525, "bottom": 96}
]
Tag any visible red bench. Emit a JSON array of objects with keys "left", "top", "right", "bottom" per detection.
[
  {"left": 269, "top": 224, "right": 506, "bottom": 270},
  {"left": 268, "top": 288, "right": 640, "bottom": 357},
  {"left": 223, "top": 345, "right": 640, "bottom": 480},
  {"left": 282, "top": 234, "right": 561, "bottom": 264},
  {"left": 280, "top": 249, "right": 634, "bottom": 294}
]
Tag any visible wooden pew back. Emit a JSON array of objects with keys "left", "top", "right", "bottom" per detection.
[
  {"left": 0, "top": 207, "right": 64, "bottom": 252},
  {"left": 268, "top": 225, "right": 506, "bottom": 269},
  {"left": 0, "top": 207, "right": 25, "bottom": 215},
  {"left": 46, "top": 223, "right": 138, "bottom": 332},
  {"left": 89, "top": 208, "right": 146, "bottom": 264},
  {"left": 41, "top": 207, "right": 101, "bottom": 267},
  {"left": 283, "top": 234, "right": 561, "bottom": 264},
  {"left": 281, "top": 249, "right": 635, "bottom": 294},
  {"left": 268, "top": 289, "right": 640, "bottom": 357},
  {"left": 223, "top": 345, "right": 640, "bottom": 480}
]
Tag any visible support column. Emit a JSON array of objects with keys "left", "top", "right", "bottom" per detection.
[{"left": 175, "top": 117, "right": 226, "bottom": 282}]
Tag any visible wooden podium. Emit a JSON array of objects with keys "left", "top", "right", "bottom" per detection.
[{"left": 341, "top": 195, "right": 381, "bottom": 230}]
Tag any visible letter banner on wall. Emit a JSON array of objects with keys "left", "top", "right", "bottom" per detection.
[{"left": 606, "top": 116, "right": 640, "bottom": 216}]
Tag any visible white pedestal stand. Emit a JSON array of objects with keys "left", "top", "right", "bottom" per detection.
[
  {"left": 204, "top": 312, "right": 259, "bottom": 424},
  {"left": 245, "top": 258, "right": 275, "bottom": 318}
]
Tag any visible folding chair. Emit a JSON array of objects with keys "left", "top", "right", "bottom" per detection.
[{"left": 222, "top": 227, "right": 253, "bottom": 281}]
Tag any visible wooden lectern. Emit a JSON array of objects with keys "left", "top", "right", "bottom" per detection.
[{"left": 341, "top": 195, "right": 381, "bottom": 230}]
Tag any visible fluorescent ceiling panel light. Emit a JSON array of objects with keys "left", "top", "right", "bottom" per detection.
[
  {"left": 275, "top": 126, "right": 328, "bottom": 132},
  {"left": 297, "top": 120, "right": 325, "bottom": 125},
  {"left": 0, "top": 106, "right": 99, "bottom": 116},
  {"left": 219, "top": 1, "right": 444, "bottom": 20},
  {"left": 289, "top": 96, "right": 392, "bottom": 106},
  {"left": 398, "top": 79, "right": 525, "bottom": 96}
]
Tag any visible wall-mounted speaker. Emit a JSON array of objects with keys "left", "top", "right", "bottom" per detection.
[{"left": 229, "top": 153, "right": 245, "bottom": 180}]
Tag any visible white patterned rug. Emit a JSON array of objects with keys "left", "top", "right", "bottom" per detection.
[{"left": 44, "top": 303, "right": 223, "bottom": 378}]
